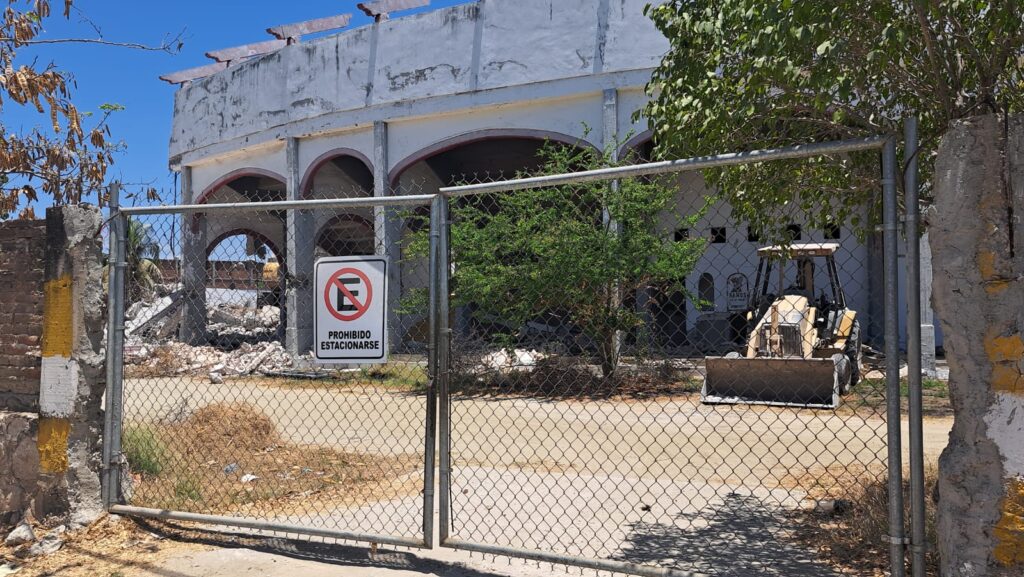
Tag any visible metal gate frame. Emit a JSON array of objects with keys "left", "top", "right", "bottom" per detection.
[
  {"left": 100, "top": 129, "right": 930, "bottom": 576},
  {"left": 101, "top": 193, "right": 441, "bottom": 550},
  {"left": 432, "top": 132, "right": 925, "bottom": 577}
]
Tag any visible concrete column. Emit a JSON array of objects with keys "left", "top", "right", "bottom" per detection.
[
  {"left": 285, "top": 138, "right": 315, "bottom": 356},
  {"left": 932, "top": 113, "right": 1024, "bottom": 575},
  {"left": 373, "top": 121, "right": 401, "bottom": 351},
  {"left": 179, "top": 166, "right": 208, "bottom": 345},
  {"left": 601, "top": 88, "right": 625, "bottom": 368},
  {"left": 38, "top": 205, "right": 106, "bottom": 525},
  {"left": 919, "top": 232, "right": 937, "bottom": 377}
]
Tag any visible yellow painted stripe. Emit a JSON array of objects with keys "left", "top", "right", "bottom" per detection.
[
  {"left": 41, "top": 276, "right": 73, "bottom": 358},
  {"left": 985, "top": 331, "right": 1024, "bottom": 394},
  {"left": 995, "top": 478, "right": 1024, "bottom": 567},
  {"left": 37, "top": 417, "right": 70, "bottom": 474}
]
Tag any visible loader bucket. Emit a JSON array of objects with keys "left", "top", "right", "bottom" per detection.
[{"left": 701, "top": 356, "right": 843, "bottom": 409}]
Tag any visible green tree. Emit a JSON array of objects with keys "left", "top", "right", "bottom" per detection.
[
  {"left": 124, "top": 217, "right": 163, "bottom": 301},
  {"left": 445, "top": 140, "right": 708, "bottom": 378},
  {"left": 641, "top": 3, "right": 1023, "bottom": 574},
  {"left": 642, "top": 0, "right": 1022, "bottom": 238}
]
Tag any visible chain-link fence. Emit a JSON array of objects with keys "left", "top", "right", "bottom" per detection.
[
  {"left": 433, "top": 135, "right": 906, "bottom": 576},
  {"left": 106, "top": 183, "right": 439, "bottom": 548},
  {"left": 103, "top": 135, "right": 912, "bottom": 576}
]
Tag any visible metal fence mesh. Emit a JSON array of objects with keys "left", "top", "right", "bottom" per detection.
[
  {"left": 440, "top": 167, "right": 889, "bottom": 575},
  {"left": 107, "top": 143, "right": 904, "bottom": 576},
  {"left": 116, "top": 184, "right": 433, "bottom": 544}
]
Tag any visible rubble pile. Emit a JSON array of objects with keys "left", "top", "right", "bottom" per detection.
[{"left": 123, "top": 294, "right": 300, "bottom": 379}]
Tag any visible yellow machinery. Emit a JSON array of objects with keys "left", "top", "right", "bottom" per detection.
[{"left": 701, "top": 243, "right": 861, "bottom": 409}]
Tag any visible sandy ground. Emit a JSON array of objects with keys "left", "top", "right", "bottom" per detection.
[{"left": 110, "top": 376, "right": 952, "bottom": 576}]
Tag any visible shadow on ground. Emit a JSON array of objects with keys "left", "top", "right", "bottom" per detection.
[
  {"left": 136, "top": 519, "right": 510, "bottom": 577},
  {"left": 613, "top": 493, "right": 841, "bottom": 576}
]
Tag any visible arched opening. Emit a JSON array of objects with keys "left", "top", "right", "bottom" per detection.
[
  {"left": 203, "top": 229, "right": 285, "bottom": 348},
  {"left": 178, "top": 169, "right": 288, "bottom": 348},
  {"left": 315, "top": 215, "right": 375, "bottom": 257},
  {"left": 390, "top": 131, "right": 596, "bottom": 346},
  {"left": 302, "top": 149, "right": 374, "bottom": 199}
]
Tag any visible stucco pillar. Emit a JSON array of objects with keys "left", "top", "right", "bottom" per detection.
[
  {"left": 919, "top": 232, "right": 937, "bottom": 377},
  {"left": 932, "top": 113, "right": 1024, "bottom": 576},
  {"left": 285, "top": 138, "right": 315, "bottom": 356},
  {"left": 373, "top": 121, "right": 401, "bottom": 351},
  {"left": 179, "top": 166, "right": 208, "bottom": 346}
]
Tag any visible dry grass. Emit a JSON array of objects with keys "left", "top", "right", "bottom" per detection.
[
  {"left": 0, "top": 515, "right": 198, "bottom": 577},
  {"left": 124, "top": 402, "right": 421, "bottom": 517},
  {"left": 789, "top": 466, "right": 939, "bottom": 576},
  {"left": 125, "top": 344, "right": 183, "bottom": 378}
]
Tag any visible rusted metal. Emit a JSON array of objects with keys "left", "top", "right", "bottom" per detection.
[
  {"left": 159, "top": 62, "right": 228, "bottom": 85},
  {"left": 267, "top": 13, "right": 353, "bottom": 41},
  {"left": 206, "top": 39, "right": 287, "bottom": 63}
]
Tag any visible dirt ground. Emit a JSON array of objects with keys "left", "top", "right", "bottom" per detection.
[{"left": 84, "top": 375, "right": 954, "bottom": 576}]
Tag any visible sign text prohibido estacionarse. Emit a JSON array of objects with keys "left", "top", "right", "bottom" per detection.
[{"left": 314, "top": 256, "right": 388, "bottom": 364}]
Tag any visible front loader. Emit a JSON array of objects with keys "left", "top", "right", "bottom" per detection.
[{"left": 701, "top": 243, "right": 861, "bottom": 409}]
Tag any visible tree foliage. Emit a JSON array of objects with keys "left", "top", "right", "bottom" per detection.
[
  {"left": 643, "top": 0, "right": 1023, "bottom": 237},
  {"left": 445, "top": 140, "right": 708, "bottom": 377}
]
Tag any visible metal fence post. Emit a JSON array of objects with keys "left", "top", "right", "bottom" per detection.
[
  {"left": 102, "top": 183, "right": 128, "bottom": 508},
  {"left": 101, "top": 183, "right": 119, "bottom": 509},
  {"left": 437, "top": 193, "right": 452, "bottom": 544},
  {"left": 423, "top": 194, "right": 443, "bottom": 548},
  {"left": 904, "top": 117, "right": 927, "bottom": 577},
  {"left": 883, "top": 136, "right": 907, "bottom": 577}
]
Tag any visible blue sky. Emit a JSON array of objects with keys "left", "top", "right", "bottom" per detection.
[{"left": 11, "top": 0, "right": 473, "bottom": 208}]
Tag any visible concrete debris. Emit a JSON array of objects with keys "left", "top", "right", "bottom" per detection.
[
  {"left": 3, "top": 523, "right": 34, "bottom": 547},
  {"left": 25, "top": 532, "right": 63, "bottom": 557},
  {"left": 479, "top": 349, "right": 547, "bottom": 373},
  {"left": 127, "top": 340, "right": 301, "bottom": 378}
]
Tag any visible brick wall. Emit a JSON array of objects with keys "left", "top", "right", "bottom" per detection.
[{"left": 0, "top": 220, "right": 45, "bottom": 412}]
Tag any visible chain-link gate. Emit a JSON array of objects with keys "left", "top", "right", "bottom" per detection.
[
  {"left": 101, "top": 134, "right": 922, "bottom": 576},
  {"left": 433, "top": 135, "right": 911, "bottom": 577},
  {"left": 102, "top": 188, "right": 441, "bottom": 549}
]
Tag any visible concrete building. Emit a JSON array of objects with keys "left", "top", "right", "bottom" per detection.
[{"left": 165, "top": 0, "right": 937, "bottom": 360}]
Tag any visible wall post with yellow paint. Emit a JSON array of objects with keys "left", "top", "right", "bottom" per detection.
[
  {"left": 36, "top": 205, "right": 106, "bottom": 526},
  {"left": 932, "top": 114, "right": 1024, "bottom": 576}
]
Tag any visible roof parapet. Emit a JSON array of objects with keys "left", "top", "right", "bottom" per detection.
[
  {"left": 357, "top": 0, "right": 430, "bottom": 21},
  {"left": 159, "top": 62, "right": 228, "bottom": 85},
  {"left": 267, "top": 13, "right": 353, "bottom": 41},
  {"left": 205, "top": 39, "right": 288, "bottom": 63}
]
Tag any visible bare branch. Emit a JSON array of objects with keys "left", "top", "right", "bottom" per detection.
[{"left": 2, "top": 32, "right": 185, "bottom": 53}]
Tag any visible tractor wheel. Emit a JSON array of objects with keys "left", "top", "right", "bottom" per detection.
[{"left": 842, "top": 320, "right": 862, "bottom": 394}]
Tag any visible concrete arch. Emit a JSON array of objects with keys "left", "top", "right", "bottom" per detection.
[
  {"left": 206, "top": 228, "right": 284, "bottom": 264},
  {"left": 299, "top": 148, "right": 375, "bottom": 199},
  {"left": 315, "top": 214, "right": 375, "bottom": 256},
  {"left": 618, "top": 130, "right": 655, "bottom": 161},
  {"left": 388, "top": 128, "right": 598, "bottom": 187},
  {"left": 196, "top": 168, "right": 287, "bottom": 205}
]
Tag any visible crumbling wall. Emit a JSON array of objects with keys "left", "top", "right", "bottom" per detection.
[
  {"left": 932, "top": 113, "right": 1024, "bottom": 575},
  {"left": 0, "top": 220, "right": 46, "bottom": 412},
  {"left": 0, "top": 205, "right": 105, "bottom": 528}
]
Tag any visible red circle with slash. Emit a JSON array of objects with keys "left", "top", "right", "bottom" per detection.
[{"left": 323, "top": 268, "right": 373, "bottom": 322}]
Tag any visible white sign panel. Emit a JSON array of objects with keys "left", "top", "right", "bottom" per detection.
[{"left": 314, "top": 256, "right": 388, "bottom": 364}]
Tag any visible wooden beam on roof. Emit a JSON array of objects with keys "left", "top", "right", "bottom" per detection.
[
  {"left": 357, "top": 0, "right": 430, "bottom": 19},
  {"left": 206, "top": 39, "right": 287, "bottom": 63},
  {"left": 267, "top": 13, "right": 353, "bottom": 41},
  {"left": 159, "top": 62, "right": 228, "bottom": 85}
]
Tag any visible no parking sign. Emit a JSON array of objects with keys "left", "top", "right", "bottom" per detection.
[{"left": 314, "top": 256, "right": 388, "bottom": 364}]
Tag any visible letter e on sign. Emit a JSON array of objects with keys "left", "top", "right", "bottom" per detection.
[{"left": 314, "top": 256, "right": 388, "bottom": 363}]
